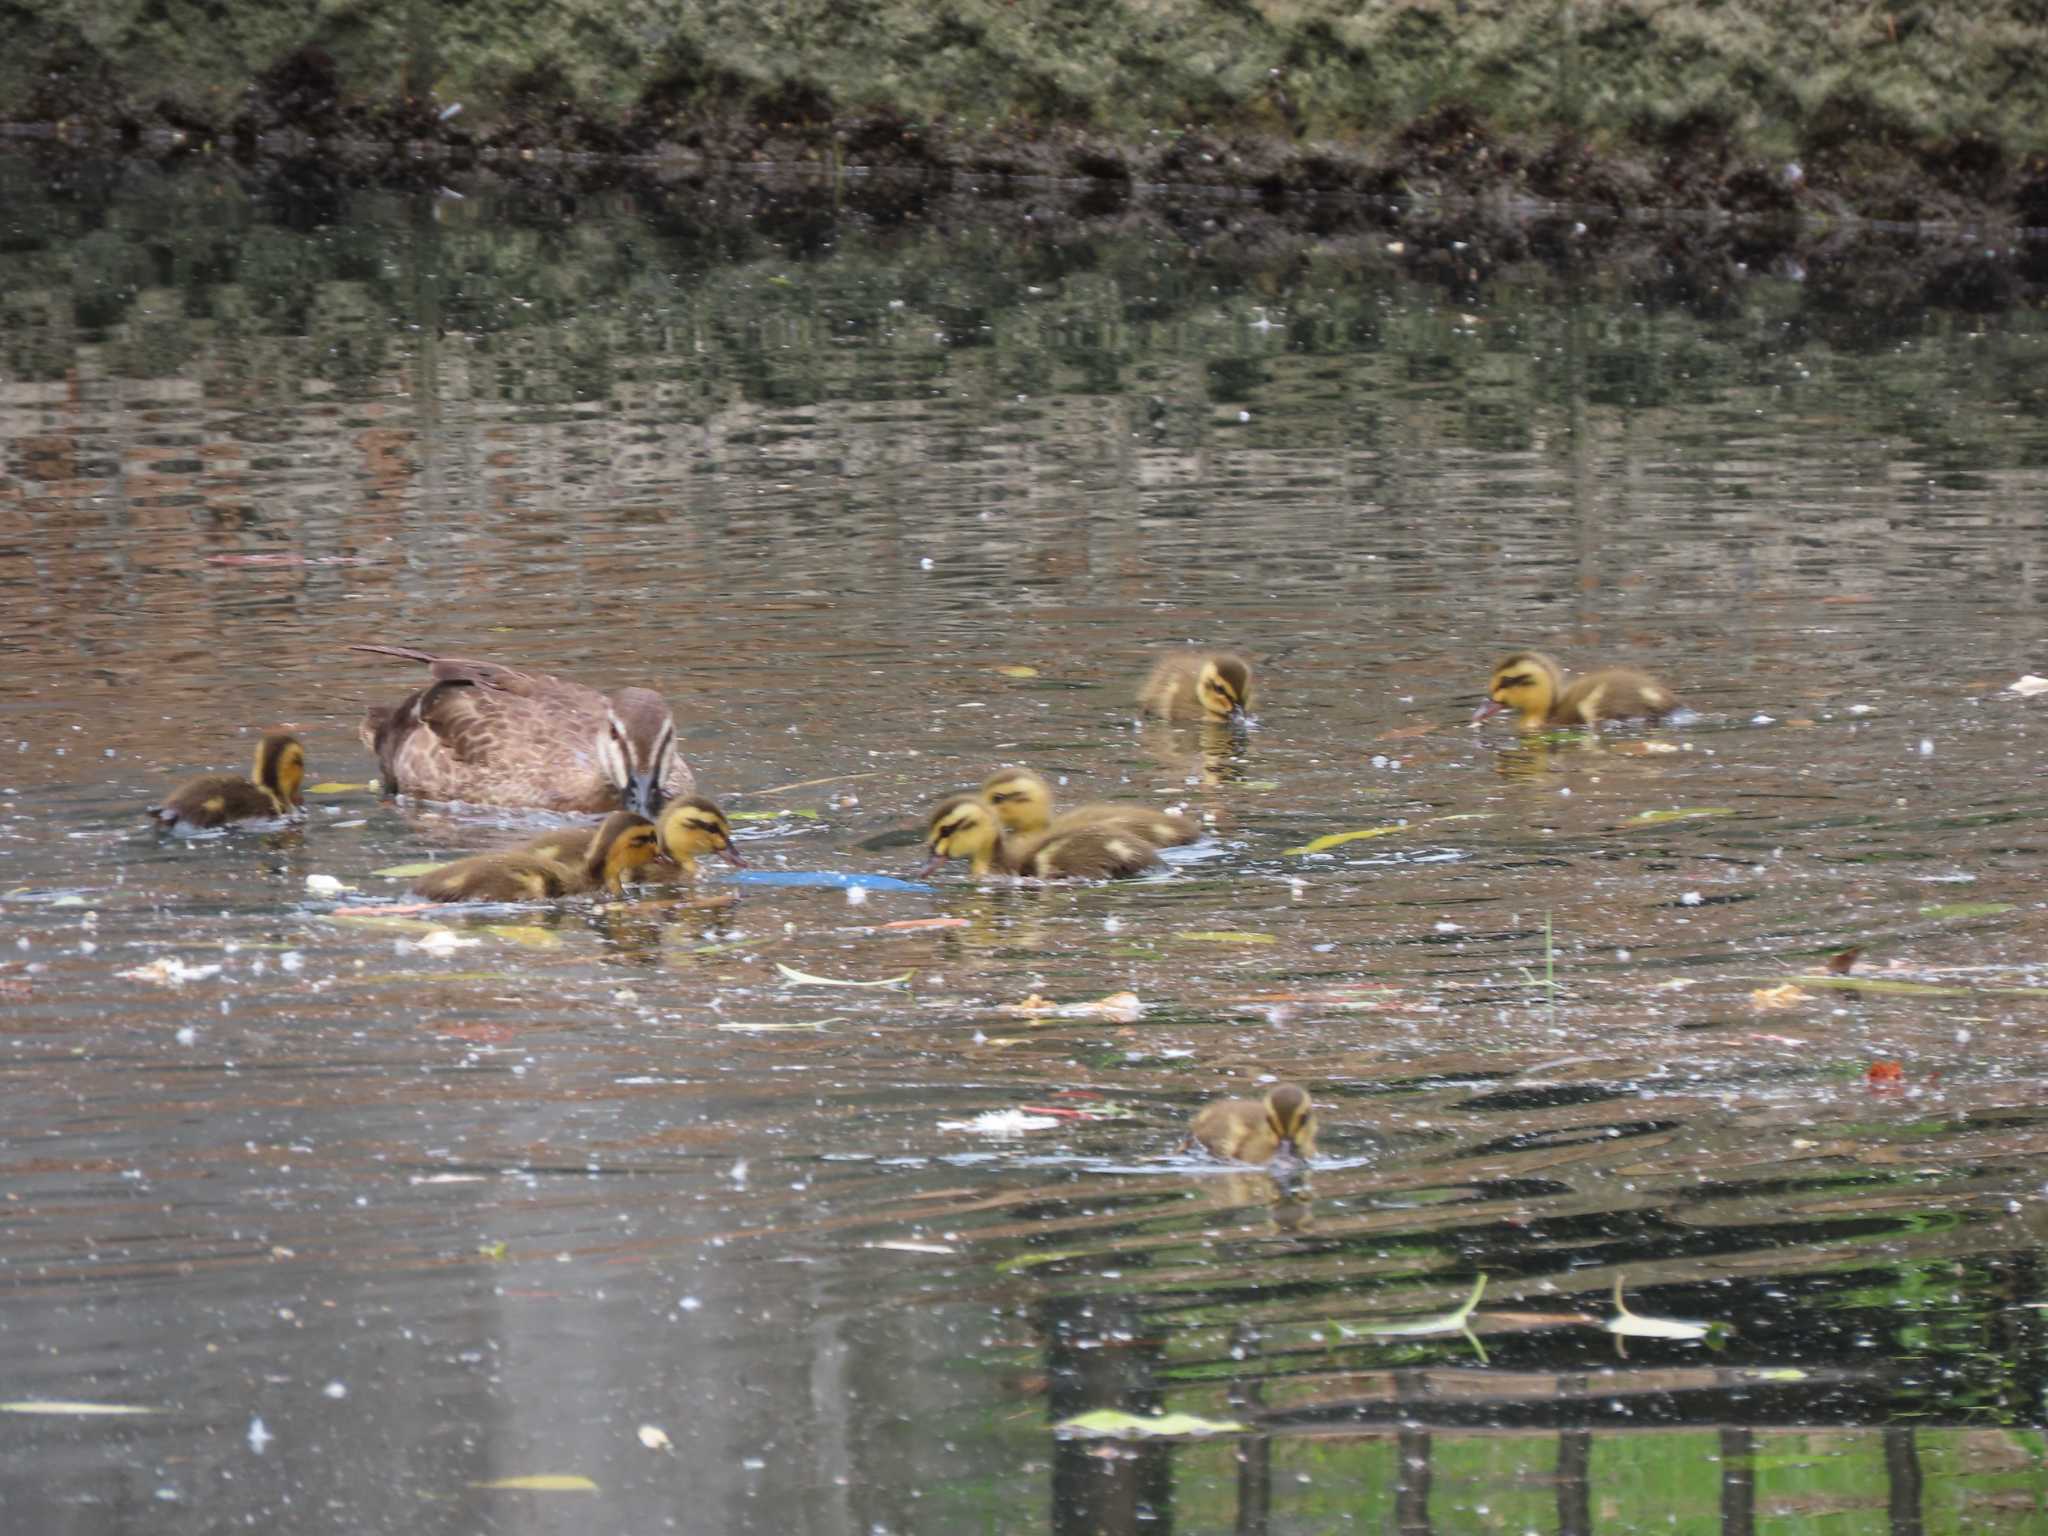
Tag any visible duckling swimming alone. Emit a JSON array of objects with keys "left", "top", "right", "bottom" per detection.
[
  {"left": 1139, "top": 651, "right": 1253, "bottom": 724},
  {"left": 414, "top": 811, "right": 669, "bottom": 902},
  {"left": 979, "top": 768, "right": 1199, "bottom": 847},
  {"left": 1474, "top": 650, "right": 1678, "bottom": 730},
  {"left": 919, "top": 794, "right": 1163, "bottom": 880},
  {"left": 150, "top": 732, "right": 307, "bottom": 832},
  {"left": 353, "top": 643, "right": 692, "bottom": 816},
  {"left": 1189, "top": 1083, "right": 1318, "bottom": 1163}
]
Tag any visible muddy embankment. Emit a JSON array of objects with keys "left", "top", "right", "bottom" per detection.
[{"left": 7, "top": 1, "right": 2048, "bottom": 231}]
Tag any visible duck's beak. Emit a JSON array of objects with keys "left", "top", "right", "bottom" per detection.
[
  {"left": 720, "top": 839, "right": 748, "bottom": 869},
  {"left": 1472, "top": 698, "right": 1507, "bottom": 723},
  {"left": 1226, "top": 705, "right": 1249, "bottom": 729},
  {"left": 913, "top": 849, "right": 943, "bottom": 880},
  {"left": 625, "top": 771, "right": 666, "bottom": 818}
]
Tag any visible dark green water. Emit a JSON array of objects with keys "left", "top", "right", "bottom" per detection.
[{"left": 3, "top": 161, "right": 2047, "bottom": 1533}]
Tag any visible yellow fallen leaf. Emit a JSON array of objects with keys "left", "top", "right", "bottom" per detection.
[
  {"left": 995, "top": 664, "right": 1039, "bottom": 678},
  {"left": 471, "top": 1475, "right": 598, "bottom": 1492},
  {"left": 1, "top": 1400, "right": 160, "bottom": 1416},
  {"left": 307, "top": 781, "right": 373, "bottom": 794},
  {"left": 1750, "top": 983, "right": 1810, "bottom": 1011},
  {"left": 1604, "top": 1275, "right": 1713, "bottom": 1341},
  {"left": 775, "top": 962, "right": 913, "bottom": 988},
  {"left": 1629, "top": 807, "right": 1735, "bottom": 824},
  {"left": 373, "top": 861, "right": 447, "bottom": 879},
  {"left": 637, "top": 1424, "right": 672, "bottom": 1451},
  {"left": 1285, "top": 826, "right": 1405, "bottom": 854},
  {"left": 1000, "top": 991, "right": 1143, "bottom": 1021},
  {"left": 1175, "top": 931, "right": 1277, "bottom": 945},
  {"left": 1056, "top": 1409, "right": 1246, "bottom": 1439},
  {"left": 483, "top": 924, "right": 560, "bottom": 949}
]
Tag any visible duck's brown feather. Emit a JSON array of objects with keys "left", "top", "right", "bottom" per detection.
[
  {"left": 413, "top": 853, "right": 573, "bottom": 903},
  {"left": 355, "top": 645, "right": 693, "bottom": 812}
]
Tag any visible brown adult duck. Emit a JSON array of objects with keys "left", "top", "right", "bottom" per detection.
[
  {"left": 979, "top": 767, "right": 1199, "bottom": 847},
  {"left": 353, "top": 643, "right": 692, "bottom": 815},
  {"left": 919, "top": 793, "right": 1163, "bottom": 881},
  {"left": 1138, "top": 650, "right": 1253, "bottom": 724},
  {"left": 1189, "top": 1083, "right": 1318, "bottom": 1163},
  {"left": 1474, "top": 650, "right": 1679, "bottom": 730},
  {"left": 413, "top": 811, "right": 669, "bottom": 902},
  {"left": 150, "top": 732, "right": 307, "bottom": 832}
]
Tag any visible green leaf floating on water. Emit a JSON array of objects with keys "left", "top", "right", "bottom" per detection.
[
  {"left": 1917, "top": 902, "right": 2014, "bottom": 919},
  {"left": 1175, "top": 931, "right": 1278, "bottom": 945},
  {"left": 1285, "top": 825, "right": 1406, "bottom": 855},
  {"left": 1628, "top": 808, "right": 1736, "bottom": 825},
  {"left": 471, "top": 1474, "right": 598, "bottom": 1492},
  {"left": 1055, "top": 1409, "right": 1247, "bottom": 1439},
  {"left": 1604, "top": 1275, "right": 1711, "bottom": 1341},
  {"left": 307, "top": 781, "right": 373, "bottom": 794},
  {"left": 774, "top": 962, "right": 913, "bottom": 988},
  {"left": 374, "top": 861, "right": 447, "bottom": 879},
  {"left": 1359, "top": 1274, "right": 1489, "bottom": 1363}
]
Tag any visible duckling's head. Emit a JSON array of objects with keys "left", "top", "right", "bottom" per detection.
[
  {"left": 586, "top": 810, "right": 668, "bottom": 892},
  {"left": 980, "top": 768, "right": 1055, "bottom": 836},
  {"left": 1263, "top": 1083, "right": 1316, "bottom": 1161},
  {"left": 1474, "top": 651, "right": 1563, "bottom": 728},
  {"left": 919, "top": 793, "right": 1003, "bottom": 877},
  {"left": 597, "top": 688, "right": 679, "bottom": 818},
  {"left": 658, "top": 796, "right": 745, "bottom": 872},
  {"left": 253, "top": 732, "right": 307, "bottom": 808},
  {"left": 1198, "top": 654, "right": 1253, "bottom": 723}
]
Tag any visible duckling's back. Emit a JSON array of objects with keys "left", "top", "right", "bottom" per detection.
[
  {"left": 414, "top": 853, "right": 572, "bottom": 903},
  {"left": 1189, "top": 1098, "right": 1275, "bottom": 1162},
  {"left": 151, "top": 774, "right": 286, "bottom": 831},
  {"left": 1551, "top": 668, "right": 1678, "bottom": 726},
  {"left": 1016, "top": 825, "right": 1163, "bottom": 880}
]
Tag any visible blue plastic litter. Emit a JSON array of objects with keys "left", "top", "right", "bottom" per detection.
[{"left": 714, "top": 869, "right": 935, "bottom": 893}]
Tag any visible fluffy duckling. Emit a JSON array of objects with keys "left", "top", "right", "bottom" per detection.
[
  {"left": 980, "top": 768, "right": 1199, "bottom": 848},
  {"left": 151, "top": 732, "right": 307, "bottom": 831},
  {"left": 414, "top": 811, "right": 669, "bottom": 902},
  {"left": 656, "top": 797, "right": 747, "bottom": 878},
  {"left": 1474, "top": 650, "right": 1679, "bottom": 730},
  {"left": 919, "top": 794, "right": 1163, "bottom": 881},
  {"left": 353, "top": 643, "right": 692, "bottom": 816},
  {"left": 1189, "top": 1083, "right": 1318, "bottom": 1163},
  {"left": 522, "top": 797, "right": 746, "bottom": 880},
  {"left": 1139, "top": 651, "right": 1253, "bottom": 724}
]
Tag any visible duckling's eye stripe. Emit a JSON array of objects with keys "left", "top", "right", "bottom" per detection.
[{"left": 1498, "top": 672, "right": 1535, "bottom": 688}]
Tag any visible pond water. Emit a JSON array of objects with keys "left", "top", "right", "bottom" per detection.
[{"left": 4, "top": 160, "right": 2048, "bottom": 1533}]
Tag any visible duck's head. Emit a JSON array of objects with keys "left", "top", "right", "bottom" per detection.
[
  {"left": 919, "top": 793, "right": 1003, "bottom": 877},
  {"left": 1199, "top": 654, "right": 1253, "bottom": 724},
  {"left": 1474, "top": 651, "right": 1563, "bottom": 729},
  {"left": 586, "top": 810, "right": 669, "bottom": 893},
  {"left": 597, "top": 688, "right": 679, "bottom": 818},
  {"left": 253, "top": 732, "right": 307, "bottom": 808},
  {"left": 658, "top": 796, "right": 745, "bottom": 873},
  {"left": 1263, "top": 1083, "right": 1317, "bottom": 1161},
  {"left": 980, "top": 768, "right": 1055, "bottom": 836}
]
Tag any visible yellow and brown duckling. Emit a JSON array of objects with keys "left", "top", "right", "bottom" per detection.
[
  {"left": 1474, "top": 650, "right": 1679, "bottom": 730},
  {"left": 979, "top": 768, "right": 1199, "bottom": 848},
  {"left": 150, "top": 731, "right": 307, "bottom": 832},
  {"left": 414, "top": 811, "right": 670, "bottom": 903},
  {"left": 1189, "top": 1083, "right": 1318, "bottom": 1163},
  {"left": 919, "top": 793, "right": 1164, "bottom": 881},
  {"left": 353, "top": 643, "right": 693, "bottom": 816},
  {"left": 1139, "top": 650, "right": 1254, "bottom": 724},
  {"left": 521, "top": 797, "right": 745, "bottom": 881}
]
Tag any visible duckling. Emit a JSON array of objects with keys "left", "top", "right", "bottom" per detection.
[
  {"left": 1139, "top": 651, "right": 1254, "bottom": 724},
  {"left": 414, "top": 811, "right": 669, "bottom": 902},
  {"left": 980, "top": 768, "right": 1200, "bottom": 848},
  {"left": 353, "top": 643, "right": 692, "bottom": 816},
  {"left": 919, "top": 794, "right": 1163, "bottom": 881},
  {"left": 1474, "top": 651, "right": 1678, "bottom": 730},
  {"left": 656, "top": 797, "right": 747, "bottom": 878},
  {"left": 1189, "top": 1083, "right": 1318, "bottom": 1163},
  {"left": 522, "top": 797, "right": 746, "bottom": 880},
  {"left": 150, "top": 732, "right": 307, "bottom": 831}
]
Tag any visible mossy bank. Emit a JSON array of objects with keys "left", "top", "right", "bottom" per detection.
[{"left": 9, "top": 0, "right": 2048, "bottom": 223}]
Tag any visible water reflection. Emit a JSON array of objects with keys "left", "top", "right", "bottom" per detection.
[{"left": 3, "top": 159, "right": 2048, "bottom": 1531}]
